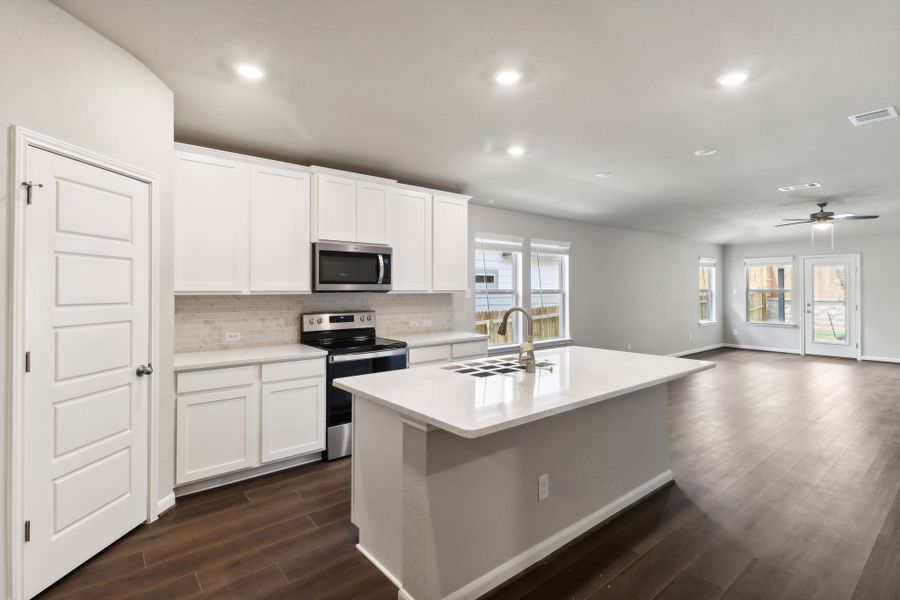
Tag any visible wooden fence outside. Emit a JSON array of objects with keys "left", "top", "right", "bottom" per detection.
[{"left": 475, "top": 305, "right": 561, "bottom": 345}]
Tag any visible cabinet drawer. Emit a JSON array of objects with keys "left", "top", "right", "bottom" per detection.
[
  {"left": 177, "top": 365, "right": 258, "bottom": 394},
  {"left": 409, "top": 345, "right": 451, "bottom": 365},
  {"left": 451, "top": 340, "right": 488, "bottom": 359},
  {"left": 262, "top": 359, "right": 325, "bottom": 383}
]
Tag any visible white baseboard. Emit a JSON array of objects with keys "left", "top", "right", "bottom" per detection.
[
  {"left": 357, "top": 544, "right": 402, "bottom": 589},
  {"left": 862, "top": 355, "right": 900, "bottom": 364},
  {"left": 157, "top": 492, "right": 176, "bottom": 516},
  {"left": 439, "top": 470, "right": 674, "bottom": 600},
  {"left": 668, "top": 343, "right": 725, "bottom": 357},
  {"left": 723, "top": 343, "right": 801, "bottom": 355},
  {"left": 174, "top": 452, "right": 321, "bottom": 497}
]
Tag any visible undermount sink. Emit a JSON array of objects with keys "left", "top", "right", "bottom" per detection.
[{"left": 442, "top": 357, "right": 554, "bottom": 378}]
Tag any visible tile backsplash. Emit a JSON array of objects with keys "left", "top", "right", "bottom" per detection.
[{"left": 175, "top": 293, "right": 456, "bottom": 353}]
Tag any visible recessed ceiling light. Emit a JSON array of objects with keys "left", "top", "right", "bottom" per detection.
[
  {"left": 494, "top": 69, "right": 523, "bottom": 85},
  {"left": 235, "top": 63, "right": 265, "bottom": 80},
  {"left": 593, "top": 172, "right": 612, "bottom": 178},
  {"left": 778, "top": 182, "right": 821, "bottom": 192},
  {"left": 717, "top": 71, "right": 748, "bottom": 86},
  {"left": 693, "top": 148, "right": 718, "bottom": 156},
  {"left": 507, "top": 145, "right": 525, "bottom": 157}
]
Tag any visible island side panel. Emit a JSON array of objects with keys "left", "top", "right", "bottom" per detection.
[
  {"left": 401, "top": 383, "right": 672, "bottom": 600},
  {"left": 352, "top": 394, "right": 404, "bottom": 585}
]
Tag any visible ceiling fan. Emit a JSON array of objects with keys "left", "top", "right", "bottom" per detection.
[{"left": 775, "top": 202, "right": 879, "bottom": 249}]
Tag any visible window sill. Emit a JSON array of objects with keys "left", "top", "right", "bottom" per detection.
[
  {"left": 698, "top": 321, "right": 718, "bottom": 327},
  {"left": 487, "top": 337, "right": 573, "bottom": 356},
  {"left": 745, "top": 321, "right": 798, "bottom": 328}
]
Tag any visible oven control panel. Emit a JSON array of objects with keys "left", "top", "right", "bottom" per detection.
[{"left": 302, "top": 311, "right": 375, "bottom": 332}]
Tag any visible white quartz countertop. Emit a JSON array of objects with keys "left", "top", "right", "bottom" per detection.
[
  {"left": 175, "top": 344, "right": 327, "bottom": 371},
  {"left": 335, "top": 346, "right": 714, "bottom": 438},
  {"left": 389, "top": 331, "right": 488, "bottom": 348}
]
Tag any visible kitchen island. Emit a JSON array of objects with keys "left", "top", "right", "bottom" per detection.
[{"left": 335, "top": 345, "right": 714, "bottom": 600}]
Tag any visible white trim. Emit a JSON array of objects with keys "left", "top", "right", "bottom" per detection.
[
  {"left": 745, "top": 321, "right": 798, "bottom": 328},
  {"left": 698, "top": 320, "right": 718, "bottom": 327},
  {"left": 441, "top": 471, "right": 674, "bottom": 600},
  {"left": 743, "top": 256, "right": 793, "bottom": 265},
  {"left": 8, "top": 126, "right": 162, "bottom": 600},
  {"left": 175, "top": 142, "right": 314, "bottom": 174},
  {"left": 357, "top": 544, "right": 402, "bottom": 589},
  {"left": 156, "top": 493, "right": 176, "bottom": 516},
  {"left": 699, "top": 256, "right": 717, "bottom": 265},
  {"left": 398, "top": 589, "right": 417, "bottom": 600},
  {"left": 668, "top": 343, "right": 725, "bottom": 357},
  {"left": 862, "top": 355, "right": 900, "bottom": 364},
  {"left": 723, "top": 343, "right": 801, "bottom": 354},
  {"left": 174, "top": 453, "right": 321, "bottom": 497}
]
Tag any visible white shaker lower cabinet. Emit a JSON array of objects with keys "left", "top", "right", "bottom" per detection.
[
  {"left": 408, "top": 340, "right": 488, "bottom": 367},
  {"left": 432, "top": 194, "right": 470, "bottom": 291},
  {"left": 176, "top": 359, "right": 326, "bottom": 486},
  {"left": 176, "top": 367, "right": 260, "bottom": 485},
  {"left": 260, "top": 361, "right": 326, "bottom": 463}
]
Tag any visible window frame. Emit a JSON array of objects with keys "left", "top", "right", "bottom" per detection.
[
  {"left": 744, "top": 257, "right": 794, "bottom": 325},
  {"left": 474, "top": 236, "right": 524, "bottom": 347},
  {"left": 698, "top": 258, "right": 717, "bottom": 325},
  {"left": 529, "top": 243, "right": 570, "bottom": 342}
]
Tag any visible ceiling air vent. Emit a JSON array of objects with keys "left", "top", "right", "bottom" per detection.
[
  {"left": 778, "top": 182, "right": 821, "bottom": 192},
  {"left": 848, "top": 106, "right": 897, "bottom": 126}
]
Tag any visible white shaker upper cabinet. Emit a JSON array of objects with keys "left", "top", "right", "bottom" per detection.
[
  {"left": 389, "top": 188, "right": 432, "bottom": 291},
  {"left": 356, "top": 181, "right": 391, "bottom": 245},
  {"left": 250, "top": 166, "right": 311, "bottom": 292},
  {"left": 431, "top": 194, "right": 469, "bottom": 291},
  {"left": 314, "top": 174, "right": 357, "bottom": 242},
  {"left": 175, "top": 152, "right": 250, "bottom": 292}
]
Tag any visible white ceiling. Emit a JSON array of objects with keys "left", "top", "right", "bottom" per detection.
[{"left": 54, "top": 0, "right": 900, "bottom": 244}]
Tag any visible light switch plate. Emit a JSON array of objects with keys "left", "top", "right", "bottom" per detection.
[{"left": 538, "top": 473, "right": 550, "bottom": 502}]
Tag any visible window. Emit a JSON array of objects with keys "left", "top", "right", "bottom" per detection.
[
  {"left": 745, "top": 258, "right": 793, "bottom": 323},
  {"left": 474, "top": 236, "right": 522, "bottom": 346},
  {"left": 699, "top": 258, "right": 716, "bottom": 323},
  {"left": 530, "top": 241, "right": 569, "bottom": 341}
]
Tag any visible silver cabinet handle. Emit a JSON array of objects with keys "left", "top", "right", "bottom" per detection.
[
  {"left": 377, "top": 254, "right": 385, "bottom": 284},
  {"left": 329, "top": 348, "right": 407, "bottom": 363},
  {"left": 136, "top": 364, "right": 154, "bottom": 377}
]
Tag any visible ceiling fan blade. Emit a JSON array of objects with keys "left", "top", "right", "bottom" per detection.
[
  {"left": 836, "top": 215, "right": 879, "bottom": 220},
  {"left": 831, "top": 213, "right": 856, "bottom": 219},
  {"left": 775, "top": 220, "right": 815, "bottom": 227},
  {"left": 782, "top": 218, "right": 812, "bottom": 221}
]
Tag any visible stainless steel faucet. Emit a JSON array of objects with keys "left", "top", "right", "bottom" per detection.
[{"left": 497, "top": 307, "right": 536, "bottom": 373}]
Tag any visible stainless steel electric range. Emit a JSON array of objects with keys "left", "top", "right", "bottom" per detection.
[{"left": 300, "top": 311, "right": 407, "bottom": 460}]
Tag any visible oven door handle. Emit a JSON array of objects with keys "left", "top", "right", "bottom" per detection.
[
  {"left": 377, "top": 254, "right": 385, "bottom": 285},
  {"left": 329, "top": 348, "right": 407, "bottom": 363}
]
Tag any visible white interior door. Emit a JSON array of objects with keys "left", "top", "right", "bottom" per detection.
[
  {"left": 803, "top": 256, "right": 858, "bottom": 358},
  {"left": 24, "top": 146, "right": 151, "bottom": 598}
]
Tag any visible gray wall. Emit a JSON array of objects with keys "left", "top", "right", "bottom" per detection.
[
  {"left": 456, "top": 205, "right": 724, "bottom": 356},
  {"left": 0, "top": 0, "right": 174, "bottom": 592},
  {"left": 723, "top": 233, "right": 900, "bottom": 360}
]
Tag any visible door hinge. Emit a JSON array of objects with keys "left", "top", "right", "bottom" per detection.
[
  {"left": 25, "top": 351, "right": 31, "bottom": 373},
  {"left": 24, "top": 520, "right": 30, "bottom": 542},
  {"left": 22, "top": 181, "right": 43, "bottom": 205}
]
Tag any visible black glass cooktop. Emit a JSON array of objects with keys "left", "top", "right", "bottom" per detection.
[{"left": 303, "top": 335, "right": 406, "bottom": 355}]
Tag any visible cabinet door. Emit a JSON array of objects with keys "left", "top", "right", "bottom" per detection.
[
  {"left": 261, "top": 378, "right": 325, "bottom": 463},
  {"left": 175, "top": 152, "right": 250, "bottom": 292},
  {"left": 315, "top": 174, "right": 357, "bottom": 242},
  {"left": 431, "top": 195, "right": 469, "bottom": 291},
  {"left": 356, "top": 182, "right": 390, "bottom": 245},
  {"left": 250, "top": 166, "right": 311, "bottom": 292},
  {"left": 176, "top": 383, "right": 260, "bottom": 484},
  {"left": 388, "top": 188, "right": 432, "bottom": 291}
]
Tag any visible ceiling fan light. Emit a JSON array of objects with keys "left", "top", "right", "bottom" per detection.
[{"left": 813, "top": 222, "right": 833, "bottom": 231}]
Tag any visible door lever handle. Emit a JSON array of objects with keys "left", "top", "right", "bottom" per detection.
[{"left": 136, "top": 364, "right": 154, "bottom": 377}]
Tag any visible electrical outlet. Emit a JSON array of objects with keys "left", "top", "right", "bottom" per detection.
[
  {"left": 409, "top": 320, "right": 421, "bottom": 329},
  {"left": 732, "top": 329, "right": 738, "bottom": 336},
  {"left": 627, "top": 342, "right": 632, "bottom": 351},
  {"left": 423, "top": 319, "right": 433, "bottom": 327},
  {"left": 732, "top": 288, "right": 737, "bottom": 295},
  {"left": 538, "top": 473, "right": 550, "bottom": 502},
  {"left": 689, "top": 333, "right": 693, "bottom": 342},
  {"left": 225, "top": 331, "right": 242, "bottom": 342}
]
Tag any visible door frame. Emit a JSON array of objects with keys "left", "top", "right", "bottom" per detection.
[
  {"left": 7, "top": 126, "right": 162, "bottom": 600},
  {"left": 799, "top": 253, "right": 861, "bottom": 360}
]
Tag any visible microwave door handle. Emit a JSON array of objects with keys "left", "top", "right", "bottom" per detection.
[{"left": 377, "top": 254, "right": 384, "bottom": 284}]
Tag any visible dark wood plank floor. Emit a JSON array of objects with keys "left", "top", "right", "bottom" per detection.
[{"left": 37, "top": 349, "right": 900, "bottom": 600}]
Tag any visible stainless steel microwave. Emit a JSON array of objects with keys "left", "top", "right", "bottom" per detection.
[{"left": 313, "top": 242, "right": 392, "bottom": 292}]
